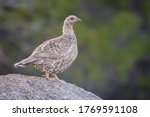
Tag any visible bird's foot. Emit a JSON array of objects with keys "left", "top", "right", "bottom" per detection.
[
  {"left": 48, "top": 76, "right": 65, "bottom": 84},
  {"left": 52, "top": 74, "right": 65, "bottom": 84},
  {"left": 43, "top": 73, "right": 66, "bottom": 84},
  {"left": 54, "top": 78, "right": 66, "bottom": 84}
]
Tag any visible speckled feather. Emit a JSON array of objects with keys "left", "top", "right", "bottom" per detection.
[{"left": 32, "top": 34, "right": 78, "bottom": 74}]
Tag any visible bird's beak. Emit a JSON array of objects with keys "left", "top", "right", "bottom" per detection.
[{"left": 77, "top": 17, "right": 82, "bottom": 22}]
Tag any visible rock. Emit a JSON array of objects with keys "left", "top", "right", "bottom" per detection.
[{"left": 0, "top": 74, "right": 101, "bottom": 100}]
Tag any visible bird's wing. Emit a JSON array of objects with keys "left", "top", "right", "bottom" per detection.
[{"left": 31, "top": 35, "right": 72, "bottom": 59}]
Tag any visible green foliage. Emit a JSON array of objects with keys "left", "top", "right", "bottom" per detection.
[{"left": 0, "top": 0, "right": 150, "bottom": 99}]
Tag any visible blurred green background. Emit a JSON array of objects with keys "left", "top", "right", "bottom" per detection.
[{"left": 0, "top": 0, "right": 150, "bottom": 99}]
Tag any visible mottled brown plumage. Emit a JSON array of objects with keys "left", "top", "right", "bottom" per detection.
[{"left": 14, "top": 15, "right": 81, "bottom": 81}]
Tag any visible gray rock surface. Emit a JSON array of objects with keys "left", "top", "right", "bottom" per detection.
[{"left": 0, "top": 74, "right": 101, "bottom": 100}]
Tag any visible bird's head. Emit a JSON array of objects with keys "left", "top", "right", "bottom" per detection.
[
  {"left": 63, "top": 15, "right": 81, "bottom": 35},
  {"left": 64, "top": 15, "right": 81, "bottom": 26}
]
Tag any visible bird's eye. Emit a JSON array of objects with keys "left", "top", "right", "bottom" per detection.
[{"left": 70, "top": 17, "right": 74, "bottom": 20}]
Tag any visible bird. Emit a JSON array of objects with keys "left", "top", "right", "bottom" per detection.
[{"left": 14, "top": 15, "right": 81, "bottom": 82}]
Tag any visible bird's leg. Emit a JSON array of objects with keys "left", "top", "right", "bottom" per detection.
[
  {"left": 43, "top": 72, "right": 65, "bottom": 84},
  {"left": 45, "top": 71, "right": 50, "bottom": 79},
  {"left": 52, "top": 74, "right": 59, "bottom": 80},
  {"left": 51, "top": 74, "right": 65, "bottom": 84}
]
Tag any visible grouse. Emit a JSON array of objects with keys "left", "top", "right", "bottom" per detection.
[{"left": 14, "top": 15, "right": 81, "bottom": 81}]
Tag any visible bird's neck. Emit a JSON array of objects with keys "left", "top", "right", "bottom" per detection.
[{"left": 62, "top": 23, "right": 75, "bottom": 36}]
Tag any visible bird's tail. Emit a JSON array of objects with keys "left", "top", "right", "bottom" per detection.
[{"left": 14, "top": 56, "right": 37, "bottom": 68}]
